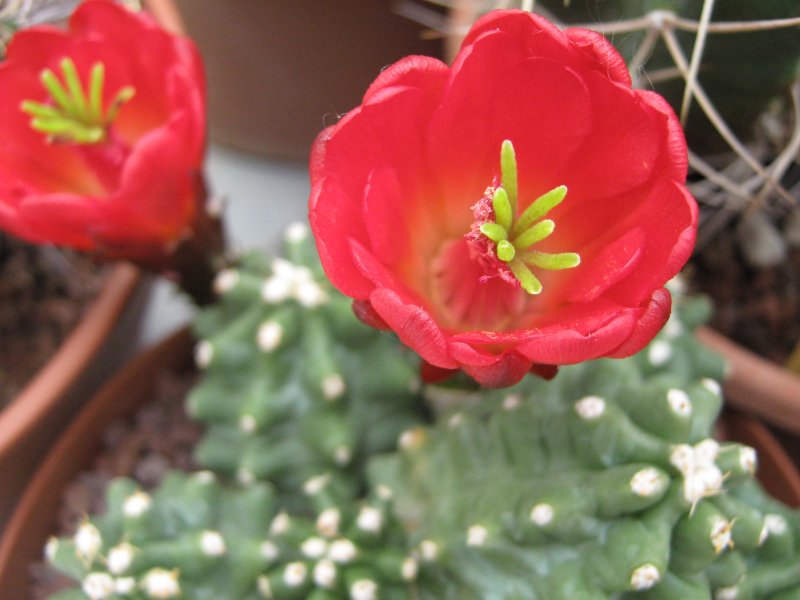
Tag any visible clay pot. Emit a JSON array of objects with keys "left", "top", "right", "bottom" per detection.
[
  {"left": 0, "top": 263, "right": 143, "bottom": 529},
  {"left": 168, "top": 0, "right": 443, "bottom": 161},
  {"left": 697, "top": 326, "right": 800, "bottom": 435},
  {"left": 0, "top": 327, "right": 194, "bottom": 600}
]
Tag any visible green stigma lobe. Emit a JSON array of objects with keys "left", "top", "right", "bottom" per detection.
[
  {"left": 478, "top": 140, "right": 580, "bottom": 296},
  {"left": 512, "top": 185, "right": 567, "bottom": 238},
  {"left": 21, "top": 58, "right": 135, "bottom": 144}
]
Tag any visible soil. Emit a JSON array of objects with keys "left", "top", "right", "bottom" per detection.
[
  {"left": 29, "top": 367, "right": 201, "bottom": 599},
  {"left": 688, "top": 227, "right": 800, "bottom": 366},
  {"left": 0, "top": 234, "right": 108, "bottom": 407}
]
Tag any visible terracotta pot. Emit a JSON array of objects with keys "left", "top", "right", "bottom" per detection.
[
  {"left": 0, "top": 323, "right": 798, "bottom": 599},
  {"left": 697, "top": 326, "right": 800, "bottom": 435},
  {"left": 169, "top": 0, "right": 443, "bottom": 161},
  {"left": 0, "top": 0, "right": 178, "bottom": 536},
  {"left": 0, "top": 327, "right": 194, "bottom": 600},
  {"left": 0, "top": 263, "right": 143, "bottom": 529}
]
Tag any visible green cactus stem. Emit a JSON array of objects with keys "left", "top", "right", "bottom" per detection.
[
  {"left": 46, "top": 471, "right": 425, "bottom": 600},
  {"left": 188, "top": 223, "right": 430, "bottom": 506}
]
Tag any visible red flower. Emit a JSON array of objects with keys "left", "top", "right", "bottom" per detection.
[
  {"left": 310, "top": 10, "right": 697, "bottom": 388},
  {"left": 0, "top": 0, "right": 205, "bottom": 265}
]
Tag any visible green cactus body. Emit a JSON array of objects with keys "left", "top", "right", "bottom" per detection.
[
  {"left": 47, "top": 471, "right": 425, "bottom": 599},
  {"left": 368, "top": 296, "right": 800, "bottom": 600},
  {"left": 46, "top": 225, "right": 800, "bottom": 599},
  {"left": 189, "top": 224, "right": 429, "bottom": 505}
]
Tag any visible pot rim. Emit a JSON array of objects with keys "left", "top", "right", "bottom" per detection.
[{"left": 0, "top": 326, "right": 194, "bottom": 599}]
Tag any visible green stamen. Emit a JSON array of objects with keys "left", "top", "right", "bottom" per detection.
[
  {"left": 478, "top": 140, "right": 580, "bottom": 295},
  {"left": 492, "top": 187, "right": 513, "bottom": 231},
  {"left": 509, "top": 259, "right": 542, "bottom": 295},
  {"left": 512, "top": 219, "right": 555, "bottom": 249},
  {"left": 20, "top": 58, "right": 135, "bottom": 144},
  {"left": 522, "top": 251, "right": 581, "bottom": 271},
  {"left": 500, "top": 140, "right": 518, "bottom": 215},
  {"left": 511, "top": 185, "right": 568, "bottom": 238}
]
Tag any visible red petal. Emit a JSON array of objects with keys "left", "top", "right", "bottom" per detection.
[
  {"left": 513, "top": 308, "right": 637, "bottom": 364},
  {"left": 352, "top": 300, "right": 390, "bottom": 330},
  {"left": 529, "top": 364, "right": 559, "bottom": 380},
  {"left": 639, "top": 90, "right": 689, "bottom": 183},
  {"left": 461, "top": 352, "right": 531, "bottom": 388},
  {"left": 564, "top": 27, "right": 631, "bottom": 87},
  {"left": 604, "top": 180, "right": 697, "bottom": 305},
  {"left": 369, "top": 287, "right": 458, "bottom": 369},
  {"left": 606, "top": 288, "right": 672, "bottom": 358},
  {"left": 363, "top": 55, "right": 448, "bottom": 104},
  {"left": 565, "top": 228, "right": 645, "bottom": 303},
  {"left": 557, "top": 73, "right": 663, "bottom": 200},
  {"left": 429, "top": 33, "right": 593, "bottom": 228},
  {"left": 460, "top": 11, "right": 574, "bottom": 60},
  {"left": 420, "top": 361, "right": 459, "bottom": 384},
  {"left": 363, "top": 168, "right": 410, "bottom": 266},
  {"left": 310, "top": 83, "right": 446, "bottom": 298},
  {"left": 15, "top": 192, "right": 103, "bottom": 249},
  {"left": 310, "top": 176, "right": 374, "bottom": 298}
]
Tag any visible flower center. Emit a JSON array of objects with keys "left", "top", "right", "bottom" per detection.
[
  {"left": 472, "top": 140, "right": 580, "bottom": 295},
  {"left": 21, "top": 58, "right": 135, "bottom": 145}
]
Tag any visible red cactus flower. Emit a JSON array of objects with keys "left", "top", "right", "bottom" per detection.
[
  {"left": 310, "top": 10, "right": 697, "bottom": 388},
  {"left": 0, "top": 0, "right": 206, "bottom": 266}
]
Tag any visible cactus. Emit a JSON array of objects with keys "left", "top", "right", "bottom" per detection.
[
  {"left": 45, "top": 230, "right": 800, "bottom": 598},
  {"left": 187, "top": 223, "right": 430, "bottom": 506},
  {"left": 367, "top": 295, "right": 800, "bottom": 599},
  {"left": 45, "top": 471, "right": 426, "bottom": 599}
]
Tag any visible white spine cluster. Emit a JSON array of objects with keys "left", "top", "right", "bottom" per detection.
[
  {"left": 316, "top": 508, "right": 341, "bottom": 538},
  {"left": 74, "top": 522, "right": 102, "bottom": 564},
  {"left": 530, "top": 503, "right": 555, "bottom": 526},
  {"left": 666, "top": 388, "right": 692, "bottom": 417},
  {"left": 630, "top": 563, "right": 661, "bottom": 590},
  {"left": 82, "top": 572, "right": 115, "bottom": 600},
  {"left": 350, "top": 578, "right": 379, "bottom": 600},
  {"left": 648, "top": 340, "right": 673, "bottom": 366},
  {"left": 670, "top": 439, "right": 725, "bottom": 504},
  {"left": 283, "top": 562, "right": 308, "bottom": 587},
  {"left": 630, "top": 468, "right": 665, "bottom": 497},
  {"left": 301, "top": 536, "right": 328, "bottom": 559},
  {"left": 141, "top": 568, "right": 181, "bottom": 598},
  {"left": 107, "top": 543, "right": 135, "bottom": 575},
  {"left": 285, "top": 222, "right": 309, "bottom": 243},
  {"left": 321, "top": 373, "right": 346, "bottom": 401},
  {"left": 467, "top": 525, "right": 488, "bottom": 547},
  {"left": 261, "top": 258, "right": 328, "bottom": 307},
  {"left": 575, "top": 396, "right": 606, "bottom": 420},
  {"left": 314, "top": 558, "right": 337, "bottom": 588},
  {"left": 213, "top": 268, "right": 239, "bottom": 295},
  {"left": 194, "top": 340, "right": 214, "bottom": 368},
  {"left": 356, "top": 506, "right": 383, "bottom": 533},
  {"left": 256, "top": 320, "right": 284, "bottom": 352},
  {"left": 329, "top": 538, "right": 358, "bottom": 564},
  {"left": 200, "top": 530, "right": 227, "bottom": 557}
]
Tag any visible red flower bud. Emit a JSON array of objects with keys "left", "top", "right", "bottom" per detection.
[
  {"left": 309, "top": 10, "right": 698, "bottom": 388},
  {"left": 0, "top": 0, "right": 206, "bottom": 266}
]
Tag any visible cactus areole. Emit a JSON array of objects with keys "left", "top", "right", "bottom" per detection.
[{"left": 309, "top": 9, "right": 698, "bottom": 388}]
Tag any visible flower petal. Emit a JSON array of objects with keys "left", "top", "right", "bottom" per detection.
[
  {"left": 606, "top": 288, "right": 672, "bottom": 358},
  {"left": 369, "top": 288, "right": 458, "bottom": 369},
  {"left": 461, "top": 351, "right": 532, "bottom": 388},
  {"left": 565, "top": 228, "right": 645, "bottom": 303}
]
